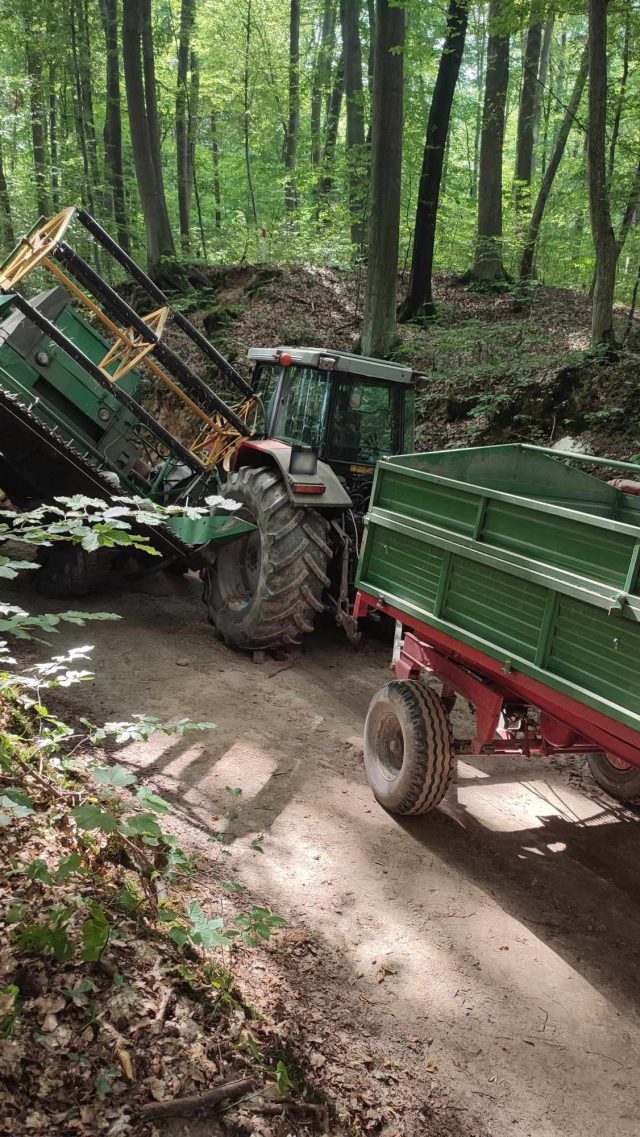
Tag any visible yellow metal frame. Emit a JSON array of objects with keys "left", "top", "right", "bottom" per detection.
[{"left": 0, "top": 208, "right": 257, "bottom": 470}]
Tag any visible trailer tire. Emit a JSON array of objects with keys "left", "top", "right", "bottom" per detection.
[
  {"left": 364, "top": 680, "right": 454, "bottom": 815},
  {"left": 586, "top": 752, "right": 640, "bottom": 801},
  {"left": 204, "top": 466, "right": 330, "bottom": 651}
]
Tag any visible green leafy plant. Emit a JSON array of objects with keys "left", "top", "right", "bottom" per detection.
[{"left": 0, "top": 499, "right": 285, "bottom": 989}]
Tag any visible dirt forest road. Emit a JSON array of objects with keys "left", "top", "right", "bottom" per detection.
[{"left": 39, "top": 574, "right": 640, "bottom": 1137}]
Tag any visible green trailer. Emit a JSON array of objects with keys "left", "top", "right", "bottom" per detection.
[{"left": 354, "top": 443, "right": 640, "bottom": 813}]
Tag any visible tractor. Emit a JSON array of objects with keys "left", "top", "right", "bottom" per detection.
[{"left": 0, "top": 208, "right": 422, "bottom": 653}]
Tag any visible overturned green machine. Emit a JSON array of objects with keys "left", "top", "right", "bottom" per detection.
[
  {"left": 0, "top": 207, "right": 258, "bottom": 593},
  {"left": 0, "top": 208, "right": 422, "bottom": 645}
]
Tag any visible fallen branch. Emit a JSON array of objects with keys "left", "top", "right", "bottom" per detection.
[{"left": 139, "top": 1077, "right": 259, "bottom": 1120}]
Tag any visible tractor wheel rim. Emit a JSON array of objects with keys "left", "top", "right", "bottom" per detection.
[{"left": 216, "top": 513, "right": 261, "bottom": 611}]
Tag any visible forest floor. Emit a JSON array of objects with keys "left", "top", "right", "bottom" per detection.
[
  {"left": 137, "top": 263, "right": 640, "bottom": 462},
  {"left": 13, "top": 573, "right": 640, "bottom": 1137}
]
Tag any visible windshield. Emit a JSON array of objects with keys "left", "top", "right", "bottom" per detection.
[
  {"left": 271, "top": 366, "right": 330, "bottom": 448},
  {"left": 328, "top": 378, "right": 401, "bottom": 463}
]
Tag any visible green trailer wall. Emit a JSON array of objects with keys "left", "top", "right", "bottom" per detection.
[{"left": 356, "top": 444, "right": 640, "bottom": 733}]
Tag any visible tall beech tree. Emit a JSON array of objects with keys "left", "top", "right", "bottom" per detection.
[
  {"left": 99, "top": 0, "right": 129, "bottom": 251},
  {"left": 122, "top": 0, "right": 175, "bottom": 272},
  {"left": 361, "top": 0, "right": 406, "bottom": 356},
  {"left": 24, "top": 21, "right": 50, "bottom": 219},
  {"left": 284, "top": 0, "right": 301, "bottom": 211},
  {"left": 468, "top": 0, "right": 510, "bottom": 281},
  {"left": 340, "top": 0, "right": 367, "bottom": 250},
  {"left": 520, "top": 38, "right": 589, "bottom": 280},
  {"left": 176, "top": 0, "right": 197, "bottom": 250},
  {"left": 400, "top": 0, "right": 469, "bottom": 321},
  {"left": 310, "top": 0, "right": 336, "bottom": 167},
  {"left": 514, "top": 9, "right": 543, "bottom": 213},
  {"left": 588, "top": 0, "right": 617, "bottom": 347},
  {"left": 0, "top": 136, "right": 14, "bottom": 248}
]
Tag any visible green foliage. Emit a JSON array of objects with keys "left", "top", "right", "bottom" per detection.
[
  {"left": 1, "top": 498, "right": 285, "bottom": 1003},
  {"left": 0, "top": 0, "right": 637, "bottom": 310}
]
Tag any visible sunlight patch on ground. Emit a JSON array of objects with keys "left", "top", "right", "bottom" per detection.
[
  {"left": 456, "top": 760, "right": 490, "bottom": 780},
  {"left": 199, "top": 740, "right": 279, "bottom": 797},
  {"left": 453, "top": 777, "right": 609, "bottom": 833}
]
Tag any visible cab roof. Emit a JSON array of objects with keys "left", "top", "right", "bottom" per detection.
[{"left": 247, "top": 346, "right": 418, "bottom": 385}]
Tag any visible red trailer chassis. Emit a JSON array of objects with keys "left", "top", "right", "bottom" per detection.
[{"left": 354, "top": 590, "right": 640, "bottom": 773}]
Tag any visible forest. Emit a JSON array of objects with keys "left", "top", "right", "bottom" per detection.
[{"left": 0, "top": 0, "right": 638, "bottom": 360}]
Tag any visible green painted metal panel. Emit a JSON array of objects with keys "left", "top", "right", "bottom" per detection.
[
  {"left": 363, "top": 522, "right": 443, "bottom": 611},
  {"left": 357, "top": 444, "right": 640, "bottom": 733},
  {"left": 481, "top": 499, "right": 637, "bottom": 590},
  {"left": 166, "top": 514, "right": 255, "bottom": 546},
  {"left": 442, "top": 557, "right": 547, "bottom": 661},
  {"left": 547, "top": 597, "right": 640, "bottom": 715}
]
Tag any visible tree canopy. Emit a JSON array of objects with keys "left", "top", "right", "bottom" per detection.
[{"left": 0, "top": 0, "right": 638, "bottom": 349}]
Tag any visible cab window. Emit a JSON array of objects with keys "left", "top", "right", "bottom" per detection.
[
  {"left": 328, "top": 378, "right": 400, "bottom": 463},
  {"left": 271, "top": 366, "right": 330, "bottom": 448},
  {"left": 255, "top": 365, "right": 282, "bottom": 433}
]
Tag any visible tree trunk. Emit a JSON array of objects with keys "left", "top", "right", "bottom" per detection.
[
  {"left": 70, "top": 0, "right": 99, "bottom": 230},
  {"left": 607, "top": 0, "right": 630, "bottom": 185},
  {"left": 122, "top": 0, "right": 175, "bottom": 272},
  {"left": 210, "top": 109, "right": 222, "bottom": 231},
  {"left": 25, "top": 39, "right": 50, "bottom": 218},
  {"left": 284, "top": 0, "right": 301, "bottom": 210},
  {"left": 469, "top": 0, "right": 509, "bottom": 281},
  {"left": 48, "top": 63, "right": 60, "bottom": 213},
  {"left": 243, "top": 0, "right": 258, "bottom": 228},
  {"left": 0, "top": 135, "right": 15, "bottom": 249},
  {"left": 100, "top": 0, "right": 130, "bottom": 251},
  {"left": 316, "top": 52, "right": 344, "bottom": 200},
  {"left": 532, "top": 13, "right": 553, "bottom": 173},
  {"left": 588, "top": 0, "right": 617, "bottom": 348},
  {"left": 340, "top": 0, "right": 367, "bottom": 250},
  {"left": 75, "top": 0, "right": 101, "bottom": 190},
  {"left": 520, "top": 38, "right": 588, "bottom": 279},
  {"left": 472, "top": 5, "right": 486, "bottom": 199},
  {"left": 400, "top": 0, "right": 469, "bottom": 321},
  {"left": 616, "top": 157, "right": 640, "bottom": 259},
  {"left": 176, "top": 0, "right": 196, "bottom": 250},
  {"left": 624, "top": 262, "right": 640, "bottom": 344},
  {"left": 189, "top": 52, "right": 206, "bottom": 257},
  {"left": 141, "top": 0, "right": 165, "bottom": 190},
  {"left": 514, "top": 16, "right": 543, "bottom": 212},
  {"left": 311, "top": 0, "right": 336, "bottom": 166},
  {"left": 366, "top": 0, "right": 376, "bottom": 89},
  {"left": 361, "top": 0, "right": 406, "bottom": 357}
]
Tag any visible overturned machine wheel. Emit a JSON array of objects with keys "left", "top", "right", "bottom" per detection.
[{"left": 364, "top": 680, "right": 454, "bottom": 815}]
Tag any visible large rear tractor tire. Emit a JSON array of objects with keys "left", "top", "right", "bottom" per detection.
[
  {"left": 364, "top": 680, "right": 454, "bottom": 815},
  {"left": 587, "top": 752, "right": 640, "bottom": 802},
  {"left": 204, "top": 466, "right": 331, "bottom": 651}
]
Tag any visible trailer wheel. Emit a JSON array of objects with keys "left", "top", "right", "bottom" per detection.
[
  {"left": 204, "top": 466, "right": 330, "bottom": 651},
  {"left": 586, "top": 752, "right": 640, "bottom": 801},
  {"left": 364, "top": 680, "right": 454, "bottom": 815}
]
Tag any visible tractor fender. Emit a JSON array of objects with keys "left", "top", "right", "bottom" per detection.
[{"left": 233, "top": 439, "right": 352, "bottom": 508}]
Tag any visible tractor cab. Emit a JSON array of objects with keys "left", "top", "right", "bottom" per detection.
[{"left": 247, "top": 347, "right": 418, "bottom": 510}]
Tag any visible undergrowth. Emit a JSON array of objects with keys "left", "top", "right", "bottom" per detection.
[{"left": 0, "top": 497, "right": 314, "bottom": 1135}]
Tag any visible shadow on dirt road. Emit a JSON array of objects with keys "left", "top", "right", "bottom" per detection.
[{"left": 19, "top": 575, "right": 640, "bottom": 1137}]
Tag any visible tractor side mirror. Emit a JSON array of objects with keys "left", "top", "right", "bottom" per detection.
[{"left": 413, "top": 373, "right": 429, "bottom": 391}]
